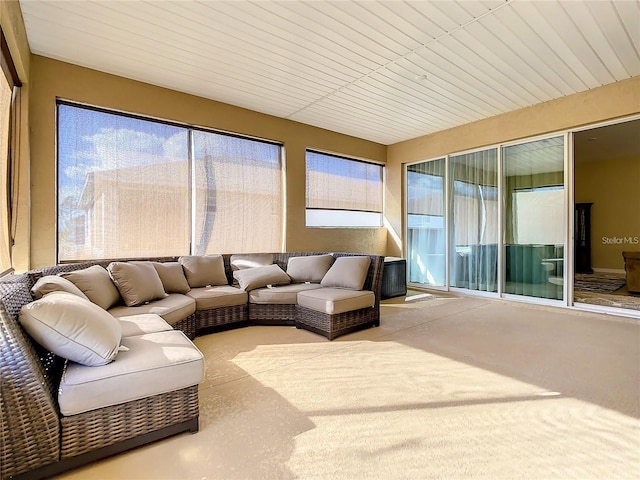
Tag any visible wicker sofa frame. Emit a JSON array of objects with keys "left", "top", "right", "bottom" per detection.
[{"left": 0, "top": 252, "right": 383, "bottom": 480}]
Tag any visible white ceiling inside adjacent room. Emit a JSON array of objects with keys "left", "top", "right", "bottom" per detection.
[{"left": 19, "top": 0, "right": 640, "bottom": 145}]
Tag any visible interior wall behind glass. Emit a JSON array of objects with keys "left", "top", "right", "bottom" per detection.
[
  {"left": 503, "top": 136, "right": 565, "bottom": 300},
  {"left": 406, "top": 158, "right": 446, "bottom": 286},
  {"left": 449, "top": 149, "right": 498, "bottom": 292}
]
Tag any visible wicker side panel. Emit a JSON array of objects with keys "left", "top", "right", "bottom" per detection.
[
  {"left": 249, "top": 303, "right": 296, "bottom": 325},
  {"left": 195, "top": 304, "right": 248, "bottom": 333},
  {"left": 61, "top": 385, "right": 199, "bottom": 459},
  {"left": 172, "top": 313, "right": 197, "bottom": 340},
  {"left": 0, "top": 284, "right": 61, "bottom": 479},
  {"left": 295, "top": 305, "right": 376, "bottom": 340}
]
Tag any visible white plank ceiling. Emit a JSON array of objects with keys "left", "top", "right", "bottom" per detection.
[{"left": 19, "top": 0, "right": 640, "bottom": 145}]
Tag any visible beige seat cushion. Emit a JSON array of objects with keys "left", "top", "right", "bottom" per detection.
[
  {"left": 58, "top": 330, "right": 204, "bottom": 416},
  {"left": 249, "top": 283, "right": 322, "bottom": 304},
  {"left": 108, "top": 293, "right": 195, "bottom": 327},
  {"left": 108, "top": 261, "right": 167, "bottom": 307},
  {"left": 118, "top": 313, "right": 173, "bottom": 337},
  {"left": 297, "top": 288, "right": 374, "bottom": 315},
  {"left": 186, "top": 286, "right": 248, "bottom": 310},
  {"left": 61, "top": 265, "right": 121, "bottom": 310},
  {"left": 31, "top": 275, "right": 91, "bottom": 300}
]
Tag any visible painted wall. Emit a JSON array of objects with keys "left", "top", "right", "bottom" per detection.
[
  {"left": 575, "top": 156, "right": 640, "bottom": 272},
  {"left": 28, "top": 55, "right": 387, "bottom": 268},
  {"left": 386, "top": 77, "right": 640, "bottom": 258},
  {"left": 0, "top": 0, "right": 31, "bottom": 272}
]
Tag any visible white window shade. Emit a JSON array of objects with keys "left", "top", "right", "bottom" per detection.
[
  {"left": 0, "top": 69, "right": 11, "bottom": 273},
  {"left": 57, "top": 104, "right": 284, "bottom": 261},
  {"left": 306, "top": 151, "right": 383, "bottom": 227},
  {"left": 57, "top": 105, "right": 190, "bottom": 261},
  {"left": 192, "top": 131, "right": 282, "bottom": 254}
]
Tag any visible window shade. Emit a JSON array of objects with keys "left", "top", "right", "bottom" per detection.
[
  {"left": 57, "top": 105, "right": 191, "bottom": 261},
  {"left": 192, "top": 131, "right": 282, "bottom": 254},
  {"left": 306, "top": 151, "right": 382, "bottom": 212},
  {"left": 0, "top": 68, "right": 11, "bottom": 273}
]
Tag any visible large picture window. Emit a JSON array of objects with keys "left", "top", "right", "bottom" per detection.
[
  {"left": 57, "top": 102, "right": 283, "bottom": 261},
  {"left": 305, "top": 150, "right": 383, "bottom": 227}
]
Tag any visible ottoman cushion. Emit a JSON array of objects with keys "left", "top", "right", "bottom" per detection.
[{"left": 297, "top": 288, "right": 374, "bottom": 315}]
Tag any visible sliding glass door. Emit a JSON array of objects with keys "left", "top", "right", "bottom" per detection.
[
  {"left": 503, "top": 137, "right": 565, "bottom": 300},
  {"left": 449, "top": 149, "right": 498, "bottom": 292},
  {"left": 406, "top": 135, "right": 566, "bottom": 304},
  {"left": 406, "top": 159, "right": 446, "bottom": 287}
]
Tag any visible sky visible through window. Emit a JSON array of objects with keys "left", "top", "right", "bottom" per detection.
[{"left": 57, "top": 103, "right": 283, "bottom": 259}]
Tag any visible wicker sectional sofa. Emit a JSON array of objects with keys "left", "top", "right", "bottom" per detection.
[{"left": 0, "top": 252, "right": 383, "bottom": 480}]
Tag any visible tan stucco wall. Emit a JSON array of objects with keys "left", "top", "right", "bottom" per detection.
[
  {"left": 28, "top": 55, "right": 387, "bottom": 268},
  {"left": 575, "top": 156, "right": 640, "bottom": 271},
  {"left": 386, "top": 76, "right": 640, "bottom": 257},
  {"left": 0, "top": 0, "right": 31, "bottom": 272}
]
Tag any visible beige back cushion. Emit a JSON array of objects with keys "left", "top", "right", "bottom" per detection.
[
  {"left": 19, "top": 291, "right": 122, "bottom": 367},
  {"left": 320, "top": 256, "right": 371, "bottom": 290},
  {"left": 287, "top": 254, "right": 334, "bottom": 283},
  {"left": 230, "top": 253, "right": 274, "bottom": 287},
  {"left": 152, "top": 261, "right": 191, "bottom": 294},
  {"left": 233, "top": 264, "right": 291, "bottom": 291},
  {"left": 179, "top": 255, "right": 228, "bottom": 288},
  {"left": 61, "top": 265, "right": 121, "bottom": 310},
  {"left": 108, "top": 262, "right": 167, "bottom": 307},
  {"left": 31, "top": 275, "right": 90, "bottom": 300}
]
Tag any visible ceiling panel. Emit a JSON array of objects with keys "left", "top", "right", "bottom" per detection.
[{"left": 19, "top": 0, "right": 640, "bottom": 145}]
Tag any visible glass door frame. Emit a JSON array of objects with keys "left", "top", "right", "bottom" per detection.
[
  {"left": 404, "top": 132, "right": 570, "bottom": 307},
  {"left": 568, "top": 114, "right": 640, "bottom": 317}
]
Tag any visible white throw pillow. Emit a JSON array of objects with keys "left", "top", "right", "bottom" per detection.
[
  {"left": 61, "top": 265, "right": 121, "bottom": 310},
  {"left": 108, "top": 261, "right": 167, "bottom": 307},
  {"left": 19, "top": 291, "right": 122, "bottom": 367},
  {"left": 233, "top": 264, "right": 291, "bottom": 291},
  {"left": 179, "top": 255, "right": 228, "bottom": 288},
  {"left": 320, "top": 256, "right": 371, "bottom": 290},
  {"left": 287, "top": 254, "right": 334, "bottom": 283},
  {"left": 31, "top": 275, "right": 90, "bottom": 300}
]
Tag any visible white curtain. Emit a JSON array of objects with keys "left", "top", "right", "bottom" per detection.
[
  {"left": 449, "top": 149, "right": 499, "bottom": 292},
  {"left": 0, "top": 63, "right": 13, "bottom": 274}
]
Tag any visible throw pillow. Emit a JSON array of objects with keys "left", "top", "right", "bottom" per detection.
[
  {"left": 61, "top": 265, "right": 121, "bottom": 310},
  {"left": 19, "top": 291, "right": 122, "bottom": 367},
  {"left": 287, "top": 254, "right": 334, "bottom": 283},
  {"left": 233, "top": 264, "right": 291, "bottom": 291},
  {"left": 321, "top": 256, "right": 371, "bottom": 290},
  {"left": 230, "top": 253, "right": 274, "bottom": 286},
  {"left": 152, "top": 261, "right": 191, "bottom": 294},
  {"left": 179, "top": 255, "right": 228, "bottom": 288},
  {"left": 108, "top": 261, "right": 167, "bottom": 307},
  {"left": 230, "top": 253, "right": 274, "bottom": 271},
  {"left": 31, "top": 275, "right": 90, "bottom": 300}
]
